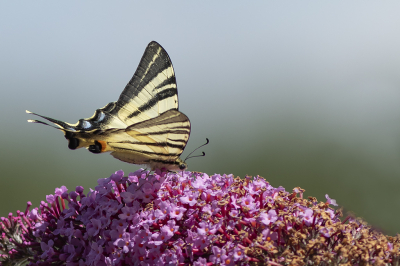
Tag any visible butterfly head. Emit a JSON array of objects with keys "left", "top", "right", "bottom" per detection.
[
  {"left": 175, "top": 138, "right": 209, "bottom": 171},
  {"left": 177, "top": 158, "right": 188, "bottom": 171}
]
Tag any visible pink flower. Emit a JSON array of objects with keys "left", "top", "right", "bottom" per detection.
[
  {"left": 169, "top": 204, "right": 186, "bottom": 220},
  {"left": 325, "top": 194, "right": 338, "bottom": 206},
  {"left": 259, "top": 209, "right": 278, "bottom": 226}
]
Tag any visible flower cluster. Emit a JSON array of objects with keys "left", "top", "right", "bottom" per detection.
[{"left": 1, "top": 170, "right": 400, "bottom": 265}]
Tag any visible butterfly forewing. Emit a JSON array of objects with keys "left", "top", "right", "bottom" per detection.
[{"left": 115, "top": 42, "right": 178, "bottom": 125}]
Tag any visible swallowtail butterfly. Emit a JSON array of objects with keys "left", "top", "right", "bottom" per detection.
[{"left": 27, "top": 41, "right": 191, "bottom": 171}]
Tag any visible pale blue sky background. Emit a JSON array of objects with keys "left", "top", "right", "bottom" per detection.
[{"left": 1, "top": 1, "right": 400, "bottom": 234}]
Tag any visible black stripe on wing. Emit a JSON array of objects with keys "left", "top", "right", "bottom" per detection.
[
  {"left": 116, "top": 41, "right": 177, "bottom": 109},
  {"left": 151, "top": 75, "right": 177, "bottom": 93},
  {"left": 112, "top": 140, "right": 186, "bottom": 149},
  {"left": 166, "top": 138, "right": 188, "bottom": 144},
  {"left": 113, "top": 147, "right": 181, "bottom": 157},
  {"left": 127, "top": 87, "right": 177, "bottom": 119},
  {"left": 149, "top": 159, "right": 180, "bottom": 165},
  {"left": 127, "top": 110, "right": 189, "bottom": 130},
  {"left": 134, "top": 129, "right": 190, "bottom": 137}
]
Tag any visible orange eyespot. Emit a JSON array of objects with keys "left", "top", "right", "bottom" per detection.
[{"left": 97, "top": 140, "right": 107, "bottom": 152}]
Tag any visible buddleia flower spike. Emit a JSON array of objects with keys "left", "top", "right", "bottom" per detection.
[{"left": 2, "top": 169, "right": 400, "bottom": 265}]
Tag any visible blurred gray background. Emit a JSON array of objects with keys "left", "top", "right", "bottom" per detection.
[{"left": 1, "top": 2, "right": 400, "bottom": 234}]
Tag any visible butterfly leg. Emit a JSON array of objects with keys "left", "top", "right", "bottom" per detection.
[{"left": 145, "top": 169, "right": 152, "bottom": 178}]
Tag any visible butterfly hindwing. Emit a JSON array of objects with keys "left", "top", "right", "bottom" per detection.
[{"left": 27, "top": 41, "right": 190, "bottom": 171}]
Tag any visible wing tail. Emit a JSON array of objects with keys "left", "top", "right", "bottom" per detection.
[{"left": 26, "top": 110, "right": 74, "bottom": 131}]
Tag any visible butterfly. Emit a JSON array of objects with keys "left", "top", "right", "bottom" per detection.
[{"left": 27, "top": 41, "right": 191, "bottom": 171}]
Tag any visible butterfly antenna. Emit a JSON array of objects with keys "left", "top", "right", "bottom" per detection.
[
  {"left": 184, "top": 138, "right": 209, "bottom": 162},
  {"left": 185, "top": 152, "right": 206, "bottom": 161}
]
